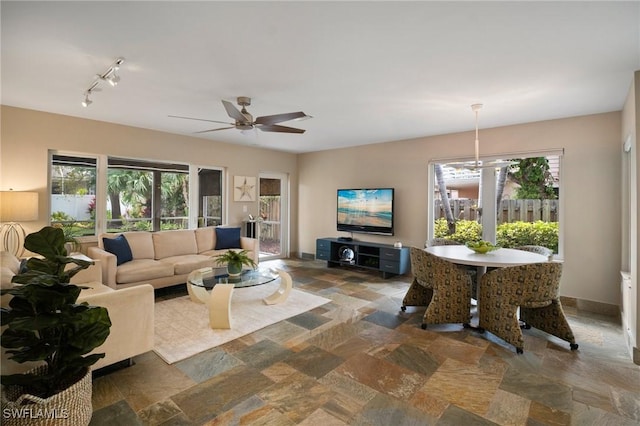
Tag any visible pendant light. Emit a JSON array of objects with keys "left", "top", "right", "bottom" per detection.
[{"left": 448, "top": 104, "right": 514, "bottom": 170}]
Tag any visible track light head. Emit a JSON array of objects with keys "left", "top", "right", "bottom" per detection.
[
  {"left": 108, "top": 73, "right": 120, "bottom": 86},
  {"left": 81, "top": 93, "right": 92, "bottom": 107}
]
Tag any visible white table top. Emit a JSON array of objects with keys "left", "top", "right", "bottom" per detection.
[{"left": 425, "top": 245, "right": 548, "bottom": 268}]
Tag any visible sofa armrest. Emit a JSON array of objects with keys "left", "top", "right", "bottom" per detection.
[
  {"left": 79, "top": 284, "right": 155, "bottom": 370},
  {"left": 88, "top": 247, "right": 117, "bottom": 289},
  {"left": 240, "top": 237, "right": 259, "bottom": 264},
  {"left": 70, "top": 259, "right": 102, "bottom": 284}
]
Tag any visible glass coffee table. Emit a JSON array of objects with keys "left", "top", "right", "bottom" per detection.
[
  {"left": 186, "top": 267, "right": 280, "bottom": 329},
  {"left": 188, "top": 267, "right": 277, "bottom": 290}
]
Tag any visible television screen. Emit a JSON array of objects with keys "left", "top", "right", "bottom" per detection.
[{"left": 337, "top": 188, "right": 394, "bottom": 235}]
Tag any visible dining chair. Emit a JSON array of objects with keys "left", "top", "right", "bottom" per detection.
[
  {"left": 427, "top": 238, "right": 461, "bottom": 247},
  {"left": 478, "top": 262, "right": 578, "bottom": 354},
  {"left": 515, "top": 245, "right": 553, "bottom": 260},
  {"left": 402, "top": 247, "right": 472, "bottom": 329},
  {"left": 428, "top": 238, "right": 478, "bottom": 297}
]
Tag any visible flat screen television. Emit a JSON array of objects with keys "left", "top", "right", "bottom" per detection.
[{"left": 337, "top": 188, "right": 394, "bottom": 236}]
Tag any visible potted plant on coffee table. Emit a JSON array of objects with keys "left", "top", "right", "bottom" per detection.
[
  {"left": 214, "top": 250, "right": 257, "bottom": 277},
  {"left": 1, "top": 226, "right": 111, "bottom": 426}
]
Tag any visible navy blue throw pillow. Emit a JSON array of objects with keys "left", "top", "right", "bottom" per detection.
[
  {"left": 215, "top": 227, "right": 241, "bottom": 250},
  {"left": 103, "top": 235, "right": 133, "bottom": 266}
]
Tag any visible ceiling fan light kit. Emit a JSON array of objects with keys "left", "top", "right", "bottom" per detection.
[
  {"left": 81, "top": 57, "right": 124, "bottom": 107},
  {"left": 170, "top": 96, "right": 311, "bottom": 135}
]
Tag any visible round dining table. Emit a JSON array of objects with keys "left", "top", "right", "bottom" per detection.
[
  {"left": 425, "top": 245, "right": 550, "bottom": 300},
  {"left": 424, "top": 245, "right": 549, "bottom": 269}
]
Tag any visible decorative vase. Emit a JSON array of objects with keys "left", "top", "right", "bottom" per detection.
[
  {"left": 1, "top": 365, "right": 92, "bottom": 426},
  {"left": 227, "top": 262, "right": 242, "bottom": 277}
]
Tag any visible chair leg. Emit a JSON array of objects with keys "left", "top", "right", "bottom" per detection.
[
  {"left": 401, "top": 279, "right": 432, "bottom": 311},
  {"left": 479, "top": 302, "right": 524, "bottom": 351},
  {"left": 520, "top": 300, "right": 577, "bottom": 348}
]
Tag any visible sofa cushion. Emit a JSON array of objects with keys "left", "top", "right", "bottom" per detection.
[
  {"left": 215, "top": 227, "right": 241, "bottom": 250},
  {"left": 159, "top": 254, "right": 213, "bottom": 275},
  {"left": 116, "top": 259, "right": 174, "bottom": 284},
  {"left": 153, "top": 230, "right": 198, "bottom": 260},
  {"left": 195, "top": 227, "right": 216, "bottom": 253},
  {"left": 123, "top": 232, "right": 155, "bottom": 260},
  {"left": 103, "top": 235, "right": 133, "bottom": 266}
]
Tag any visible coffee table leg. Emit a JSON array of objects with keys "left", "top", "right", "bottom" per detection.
[
  {"left": 263, "top": 270, "right": 293, "bottom": 305},
  {"left": 187, "top": 282, "right": 210, "bottom": 304},
  {"left": 209, "top": 284, "right": 234, "bottom": 329}
]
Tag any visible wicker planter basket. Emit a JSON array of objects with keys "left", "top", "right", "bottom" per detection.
[{"left": 1, "top": 365, "right": 92, "bottom": 426}]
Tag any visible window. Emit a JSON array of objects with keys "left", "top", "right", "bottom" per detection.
[
  {"left": 50, "top": 153, "right": 225, "bottom": 236},
  {"left": 107, "top": 158, "right": 189, "bottom": 232},
  {"left": 50, "top": 154, "right": 97, "bottom": 236},
  {"left": 430, "top": 152, "right": 562, "bottom": 256}
]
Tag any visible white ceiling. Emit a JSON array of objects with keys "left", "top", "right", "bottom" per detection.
[{"left": 2, "top": 1, "right": 639, "bottom": 154}]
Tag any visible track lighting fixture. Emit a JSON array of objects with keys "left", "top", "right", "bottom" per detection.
[
  {"left": 81, "top": 93, "right": 92, "bottom": 107},
  {"left": 81, "top": 57, "right": 124, "bottom": 107}
]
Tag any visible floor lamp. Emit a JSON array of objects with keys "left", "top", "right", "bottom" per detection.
[{"left": 0, "top": 191, "right": 39, "bottom": 257}]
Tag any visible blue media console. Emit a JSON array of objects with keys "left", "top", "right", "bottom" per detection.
[{"left": 316, "top": 237, "right": 410, "bottom": 279}]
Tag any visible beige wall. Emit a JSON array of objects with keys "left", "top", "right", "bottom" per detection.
[
  {"left": 0, "top": 105, "right": 625, "bottom": 307},
  {"left": 0, "top": 106, "right": 299, "bottom": 253},
  {"left": 299, "top": 112, "right": 622, "bottom": 306}
]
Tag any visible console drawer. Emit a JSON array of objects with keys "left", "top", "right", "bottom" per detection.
[
  {"left": 316, "top": 239, "right": 331, "bottom": 251},
  {"left": 380, "top": 259, "right": 400, "bottom": 274},
  {"left": 316, "top": 250, "right": 330, "bottom": 260},
  {"left": 380, "top": 248, "right": 401, "bottom": 261}
]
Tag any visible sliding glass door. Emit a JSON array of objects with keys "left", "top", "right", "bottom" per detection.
[{"left": 258, "top": 173, "right": 288, "bottom": 260}]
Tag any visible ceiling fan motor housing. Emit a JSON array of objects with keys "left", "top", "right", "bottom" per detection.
[
  {"left": 236, "top": 96, "right": 253, "bottom": 128},
  {"left": 237, "top": 96, "right": 251, "bottom": 107}
]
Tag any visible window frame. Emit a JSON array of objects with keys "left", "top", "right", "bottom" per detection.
[
  {"left": 49, "top": 151, "right": 226, "bottom": 238},
  {"left": 428, "top": 149, "right": 564, "bottom": 259}
]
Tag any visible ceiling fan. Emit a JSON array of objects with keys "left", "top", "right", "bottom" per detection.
[{"left": 169, "top": 96, "right": 311, "bottom": 134}]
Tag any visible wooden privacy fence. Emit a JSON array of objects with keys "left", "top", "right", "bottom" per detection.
[
  {"left": 435, "top": 199, "right": 558, "bottom": 223},
  {"left": 259, "top": 197, "right": 281, "bottom": 240}
]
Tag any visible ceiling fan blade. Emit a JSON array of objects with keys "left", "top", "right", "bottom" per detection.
[
  {"left": 168, "top": 115, "right": 233, "bottom": 125},
  {"left": 255, "top": 111, "right": 308, "bottom": 125},
  {"left": 257, "top": 124, "right": 306, "bottom": 134},
  {"left": 222, "top": 100, "right": 248, "bottom": 122},
  {"left": 193, "top": 126, "right": 236, "bottom": 134}
]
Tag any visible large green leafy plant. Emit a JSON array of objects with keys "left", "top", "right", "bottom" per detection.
[{"left": 1, "top": 226, "right": 111, "bottom": 398}]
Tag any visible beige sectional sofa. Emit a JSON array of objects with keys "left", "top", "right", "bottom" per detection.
[
  {"left": 1, "top": 252, "right": 154, "bottom": 374},
  {"left": 88, "top": 227, "right": 259, "bottom": 290}
]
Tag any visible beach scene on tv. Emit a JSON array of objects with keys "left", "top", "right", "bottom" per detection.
[{"left": 337, "top": 189, "right": 393, "bottom": 227}]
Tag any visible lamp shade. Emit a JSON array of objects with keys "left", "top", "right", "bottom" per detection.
[{"left": 0, "top": 191, "right": 39, "bottom": 222}]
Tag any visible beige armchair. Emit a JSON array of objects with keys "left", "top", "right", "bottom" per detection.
[
  {"left": 478, "top": 262, "right": 578, "bottom": 354},
  {"left": 1, "top": 252, "right": 154, "bottom": 374},
  {"left": 402, "top": 247, "right": 472, "bottom": 329}
]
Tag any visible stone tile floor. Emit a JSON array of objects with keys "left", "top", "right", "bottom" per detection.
[{"left": 89, "top": 258, "right": 640, "bottom": 425}]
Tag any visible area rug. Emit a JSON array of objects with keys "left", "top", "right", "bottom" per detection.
[{"left": 153, "top": 282, "right": 331, "bottom": 364}]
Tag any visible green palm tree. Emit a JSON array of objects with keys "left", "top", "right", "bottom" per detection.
[{"left": 107, "top": 170, "right": 152, "bottom": 220}]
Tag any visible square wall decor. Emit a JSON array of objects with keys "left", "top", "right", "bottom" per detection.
[{"left": 234, "top": 176, "right": 256, "bottom": 201}]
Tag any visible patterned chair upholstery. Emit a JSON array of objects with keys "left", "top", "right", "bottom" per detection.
[
  {"left": 428, "top": 238, "right": 478, "bottom": 297},
  {"left": 478, "top": 262, "right": 578, "bottom": 354},
  {"left": 515, "top": 245, "right": 553, "bottom": 260},
  {"left": 402, "top": 247, "right": 472, "bottom": 329},
  {"left": 427, "top": 238, "right": 461, "bottom": 247}
]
